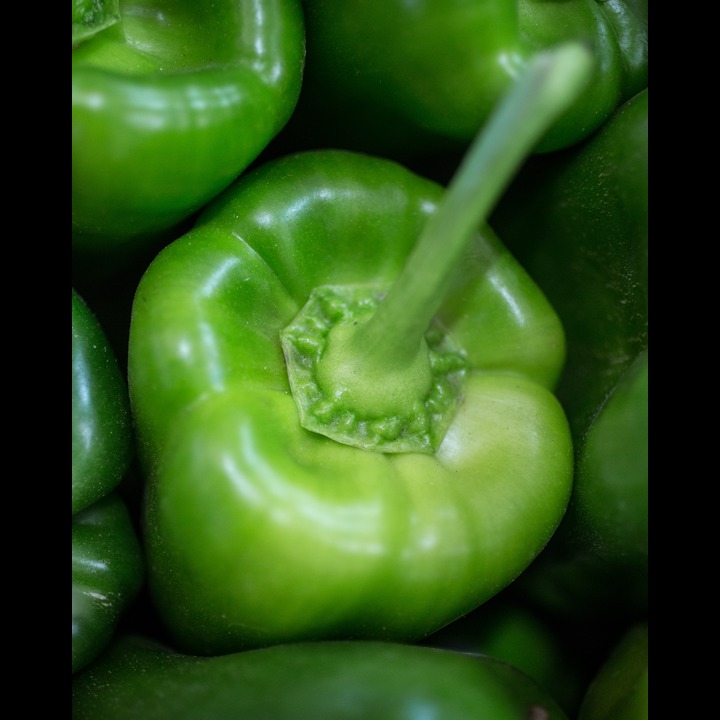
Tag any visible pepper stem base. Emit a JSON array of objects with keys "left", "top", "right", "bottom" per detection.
[{"left": 281, "top": 285, "right": 467, "bottom": 453}]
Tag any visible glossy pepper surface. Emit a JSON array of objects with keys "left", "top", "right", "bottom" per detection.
[
  {"left": 72, "top": 492, "right": 144, "bottom": 674},
  {"left": 72, "top": 0, "right": 305, "bottom": 273},
  {"left": 72, "top": 288, "right": 133, "bottom": 515},
  {"left": 282, "top": 0, "right": 648, "bottom": 159},
  {"left": 491, "top": 88, "right": 648, "bottom": 620},
  {"left": 127, "top": 44, "right": 593, "bottom": 655},
  {"left": 72, "top": 636, "right": 570, "bottom": 719},
  {"left": 72, "top": 289, "right": 143, "bottom": 673}
]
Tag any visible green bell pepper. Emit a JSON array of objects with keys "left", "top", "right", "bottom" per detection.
[
  {"left": 72, "top": 289, "right": 143, "bottom": 673},
  {"left": 72, "top": 492, "right": 144, "bottom": 674},
  {"left": 72, "top": 635, "right": 570, "bottom": 719},
  {"left": 491, "top": 88, "right": 648, "bottom": 619},
  {"left": 72, "top": 288, "right": 134, "bottom": 515},
  {"left": 280, "top": 0, "right": 647, "bottom": 160},
  {"left": 577, "top": 622, "right": 648, "bottom": 720},
  {"left": 127, "top": 44, "right": 591, "bottom": 655},
  {"left": 72, "top": 0, "right": 305, "bottom": 278},
  {"left": 424, "top": 595, "right": 589, "bottom": 716}
]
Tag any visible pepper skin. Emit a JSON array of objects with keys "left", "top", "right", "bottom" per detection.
[
  {"left": 491, "top": 88, "right": 648, "bottom": 619},
  {"left": 72, "top": 288, "right": 133, "bottom": 515},
  {"left": 278, "top": 0, "right": 647, "bottom": 160},
  {"left": 577, "top": 622, "right": 648, "bottom": 720},
  {"left": 72, "top": 0, "right": 305, "bottom": 277},
  {"left": 424, "top": 595, "right": 589, "bottom": 716},
  {"left": 128, "top": 148, "right": 573, "bottom": 655},
  {"left": 72, "top": 289, "right": 143, "bottom": 673},
  {"left": 72, "top": 636, "right": 570, "bottom": 719},
  {"left": 72, "top": 492, "right": 144, "bottom": 674}
]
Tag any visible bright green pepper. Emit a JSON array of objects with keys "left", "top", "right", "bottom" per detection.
[
  {"left": 72, "top": 635, "right": 571, "bottom": 719},
  {"left": 577, "top": 622, "right": 648, "bottom": 720},
  {"left": 72, "top": 492, "right": 144, "bottom": 674},
  {"left": 72, "top": 0, "right": 305, "bottom": 279},
  {"left": 127, "top": 45, "right": 591, "bottom": 655},
  {"left": 72, "top": 288, "right": 134, "bottom": 515},
  {"left": 278, "top": 0, "right": 647, "bottom": 160},
  {"left": 491, "top": 88, "right": 648, "bottom": 619}
]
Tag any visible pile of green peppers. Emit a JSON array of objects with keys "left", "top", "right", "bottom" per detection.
[{"left": 72, "top": 1, "right": 648, "bottom": 718}]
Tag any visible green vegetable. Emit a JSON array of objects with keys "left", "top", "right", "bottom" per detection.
[
  {"left": 491, "top": 88, "right": 648, "bottom": 619},
  {"left": 72, "top": 0, "right": 306, "bottom": 279},
  {"left": 577, "top": 622, "right": 648, "bottom": 720},
  {"left": 282, "top": 0, "right": 647, "bottom": 159},
  {"left": 72, "top": 289, "right": 143, "bottom": 673},
  {"left": 72, "top": 288, "right": 133, "bottom": 515},
  {"left": 72, "top": 636, "right": 570, "bottom": 719},
  {"left": 72, "top": 492, "right": 144, "bottom": 674},
  {"left": 424, "top": 596, "right": 588, "bottom": 716},
  {"left": 127, "top": 43, "right": 590, "bottom": 654}
]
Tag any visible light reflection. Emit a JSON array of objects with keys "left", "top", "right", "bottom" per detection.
[
  {"left": 221, "top": 422, "right": 386, "bottom": 557},
  {"left": 497, "top": 51, "right": 525, "bottom": 79},
  {"left": 489, "top": 271, "right": 525, "bottom": 325},
  {"left": 199, "top": 256, "right": 241, "bottom": 298}
]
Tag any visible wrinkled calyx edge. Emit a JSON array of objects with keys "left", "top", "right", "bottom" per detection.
[
  {"left": 72, "top": 0, "right": 120, "bottom": 46},
  {"left": 281, "top": 285, "right": 467, "bottom": 454}
]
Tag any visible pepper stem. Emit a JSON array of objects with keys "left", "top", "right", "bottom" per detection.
[
  {"left": 353, "top": 41, "right": 594, "bottom": 364},
  {"left": 281, "top": 42, "right": 594, "bottom": 453}
]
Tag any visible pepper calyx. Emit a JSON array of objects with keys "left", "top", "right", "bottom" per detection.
[
  {"left": 72, "top": 0, "right": 120, "bottom": 47},
  {"left": 281, "top": 284, "right": 467, "bottom": 453}
]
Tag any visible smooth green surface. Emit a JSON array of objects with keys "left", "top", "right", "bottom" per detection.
[
  {"left": 72, "top": 636, "right": 570, "bottom": 719},
  {"left": 128, "top": 149, "right": 573, "bottom": 655},
  {"left": 492, "top": 88, "right": 648, "bottom": 619},
  {"left": 72, "top": 288, "right": 133, "bottom": 515},
  {"left": 72, "top": 492, "right": 144, "bottom": 674},
  {"left": 72, "top": 0, "right": 305, "bottom": 269},
  {"left": 282, "top": 0, "right": 647, "bottom": 158}
]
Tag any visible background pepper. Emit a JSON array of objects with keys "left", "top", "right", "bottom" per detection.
[
  {"left": 72, "top": 289, "right": 144, "bottom": 673},
  {"left": 490, "top": 87, "right": 649, "bottom": 620},
  {"left": 72, "top": 636, "right": 571, "bottom": 719},
  {"left": 72, "top": 492, "right": 144, "bottom": 674},
  {"left": 270, "top": 0, "right": 648, "bottom": 164},
  {"left": 72, "top": 0, "right": 306, "bottom": 284},
  {"left": 423, "top": 593, "right": 590, "bottom": 716},
  {"left": 577, "top": 622, "right": 648, "bottom": 720},
  {"left": 72, "top": 288, "right": 134, "bottom": 515}
]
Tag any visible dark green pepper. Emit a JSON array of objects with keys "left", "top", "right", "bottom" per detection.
[
  {"left": 491, "top": 88, "right": 648, "bottom": 619},
  {"left": 278, "top": 0, "right": 647, "bottom": 161},
  {"left": 72, "top": 636, "right": 571, "bottom": 719},
  {"left": 577, "top": 622, "right": 648, "bottom": 720},
  {"left": 424, "top": 595, "right": 589, "bottom": 716},
  {"left": 72, "top": 288, "right": 134, "bottom": 515},
  {"left": 72, "top": 289, "right": 143, "bottom": 673},
  {"left": 72, "top": 492, "right": 144, "bottom": 674},
  {"left": 127, "top": 45, "right": 591, "bottom": 654},
  {"left": 72, "top": 0, "right": 305, "bottom": 279}
]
